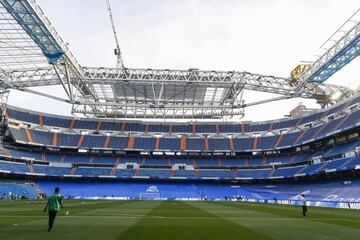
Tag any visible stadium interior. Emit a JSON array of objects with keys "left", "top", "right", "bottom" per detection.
[
  {"left": 1, "top": 93, "right": 360, "bottom": 203},
  {"left": 1, "top": 1, "right": 360, "bottom": 239},
  {"left": 0, "top": 0, "right": 359, "bottom": 210}
]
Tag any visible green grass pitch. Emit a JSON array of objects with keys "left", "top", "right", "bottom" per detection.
[{"left": 0, "top": 200, "right": 359, "bottom": 240}]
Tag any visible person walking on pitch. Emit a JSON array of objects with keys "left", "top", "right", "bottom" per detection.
[
  {"left": 44, "top": 187, "right": 64, "bottom": 232},
  {"left": 299, "top": 194, "right": 308, "bottom": 216}
]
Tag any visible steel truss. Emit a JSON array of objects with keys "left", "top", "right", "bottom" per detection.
[
  {"left": 0, "top": 70, "right": 9, "bottom": 124},
  {"left": 0, "top": 0, "right": 95, "bottom": 102},
  {"left": 0, "top": 0, "right": 357, "bottom": 119},
  {"left": 0, "top": 85, "right": 8, "bottom": 115},
  {"left": 295, "top": 13, "right": 360, "bottom": 90},
  {"left": 3, "top": 66, "right": 353, "bottom": 118},
  {"left": 10, "top": 67, "right": 349, "bottom": 97}
]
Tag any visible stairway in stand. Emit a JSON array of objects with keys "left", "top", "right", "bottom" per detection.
[{"left": 70, "top": 166, "right": 77, "bottom": 175}]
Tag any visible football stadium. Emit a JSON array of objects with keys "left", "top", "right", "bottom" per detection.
[{"left": 0, "top": 0, "right": 360, "bottom": 239}]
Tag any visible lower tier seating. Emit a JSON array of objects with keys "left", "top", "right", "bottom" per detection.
[
  {"left": 2, "top": 138, "right": 359, "bottom": 168},
  {"left": 0, "top": 181, "right": 37, "bottom": 199},
  {"left": 1, "top": 155, "right": 359, "bottom": 180}
]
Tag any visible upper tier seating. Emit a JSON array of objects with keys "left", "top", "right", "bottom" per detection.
[
  {"left": 75, "top": 167, "right": 112, "bottom": 176},
  {"left": 138, "top": 169, "right": 171, "bottom": 178},
  {"left": 8, "top": 106, "right": 360, "bottom": 152},
  {"left": 5, "top": 93, "right": 360, "bottom": 153},
  {"left": 272, "top": 165, "right": 305, "bottom": 178},
  {"left": 198, "top": 169, "right": 233, "bottom": 179},
  {"left": 1, "top": 138, "right": 358, "bottom": 168},
  {"left": 0, "top": 160, "right": 29, "bottom": 173},
  {"left": 5, "top": 94, "right": 360, "bottom": 134},
  {"left": 33, "top": 164, "right": 70, "bottom": 175},
  {"left": 236, "top": 168, "right": 272, "bottom": 179}
]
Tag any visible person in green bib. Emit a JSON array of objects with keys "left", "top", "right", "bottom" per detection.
[{"left": 44, "top": 187, "right": 64, "bottom": 232}]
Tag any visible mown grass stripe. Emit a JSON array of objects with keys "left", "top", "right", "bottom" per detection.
[
  {"left": 195, "top": 201, "right": 360, "bottom": 239},
  {"left": 213, "top": 201, "right": 360, "bottom": 229},
  {"left": 0, "top": 200, "right": 159, "bottom": 240},
  {"left": 1, "top": 214, "right": 359, "bottom": 222},
  {"left": 117, "top": 201, "right": 273, "bottom": 240},
  {"left": 0, "top": 200, "right": 359, "bottom": 240}
]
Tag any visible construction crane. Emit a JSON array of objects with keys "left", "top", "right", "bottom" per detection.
[{"left": 106, "top": 0, "right": 124, "bottom": 69}]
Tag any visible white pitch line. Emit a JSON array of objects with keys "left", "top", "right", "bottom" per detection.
[{"left": 0, "top": 215, "right": 359, "bottom": 222}]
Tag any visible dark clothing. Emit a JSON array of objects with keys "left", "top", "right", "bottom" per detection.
[
  {"left": 48, "top": 210, "right": 58, "bottom": 231},
  {"left": 302, "top": 206, "right": 308, "bottom": 216}
]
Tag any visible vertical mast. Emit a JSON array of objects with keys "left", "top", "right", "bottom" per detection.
[{"left": 106, "top": 0, "right": 124, "bottom": 69}]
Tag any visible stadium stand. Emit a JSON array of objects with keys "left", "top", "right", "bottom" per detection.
[
  {"left": 7, "top": 109, "right": 360, "bottom": 153},
  {"left": 6, "top": 94, "right": 360, "bottom": 134},
  {"left": 35, "top": 179, "right": 360, "bottom": 203},
  {"left": 0, "top": 181, "right": 37, "bottom": 199},
  {"left": 0, "top": 0, "right": 360, "bottom": 216},
  {"left": 0, "top": 94, "right": 359, "bottom": 201}
]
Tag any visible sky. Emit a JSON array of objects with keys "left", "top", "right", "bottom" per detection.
[{"left": 7, "top": 0, "right": 360, "bottom": 122}]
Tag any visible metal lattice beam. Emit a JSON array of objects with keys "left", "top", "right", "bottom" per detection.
[
  {"left": 9, "top": 67, "right": 351, "bottom": 96},
  {"left": 295, "top": 20, "right": 360, "bottom": 90},
  {"left": 0, "top": 0, "right": 356, "bottom": 119},
  {"left": 0, "top": 0, "right": 96, "bottom": 100},
  {"left": 3, "top": 66, "right": 353, "bottom": 118}
]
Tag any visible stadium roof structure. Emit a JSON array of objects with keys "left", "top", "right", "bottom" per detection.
[{"left": 0, "top": 0, "right": 359, "bottom": 119}]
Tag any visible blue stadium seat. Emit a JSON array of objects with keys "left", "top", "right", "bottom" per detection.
[
  {"left": 33, "top": 164, "right": 71, "bottom": 175},
  {"left": 159, "top": 138, "right": 180, "bottom": 151},
  {"left": 139, "top": 169, "right": 171, "bottom": 178},
  {"left": 0, "top": 182, "right": 37, "bottom": 199},
  {"left": 75, "top": 167, "right": 112, "bottom": 176},
  {"left": 116, "top": 169, "right": 136, "bottom": 178}
]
